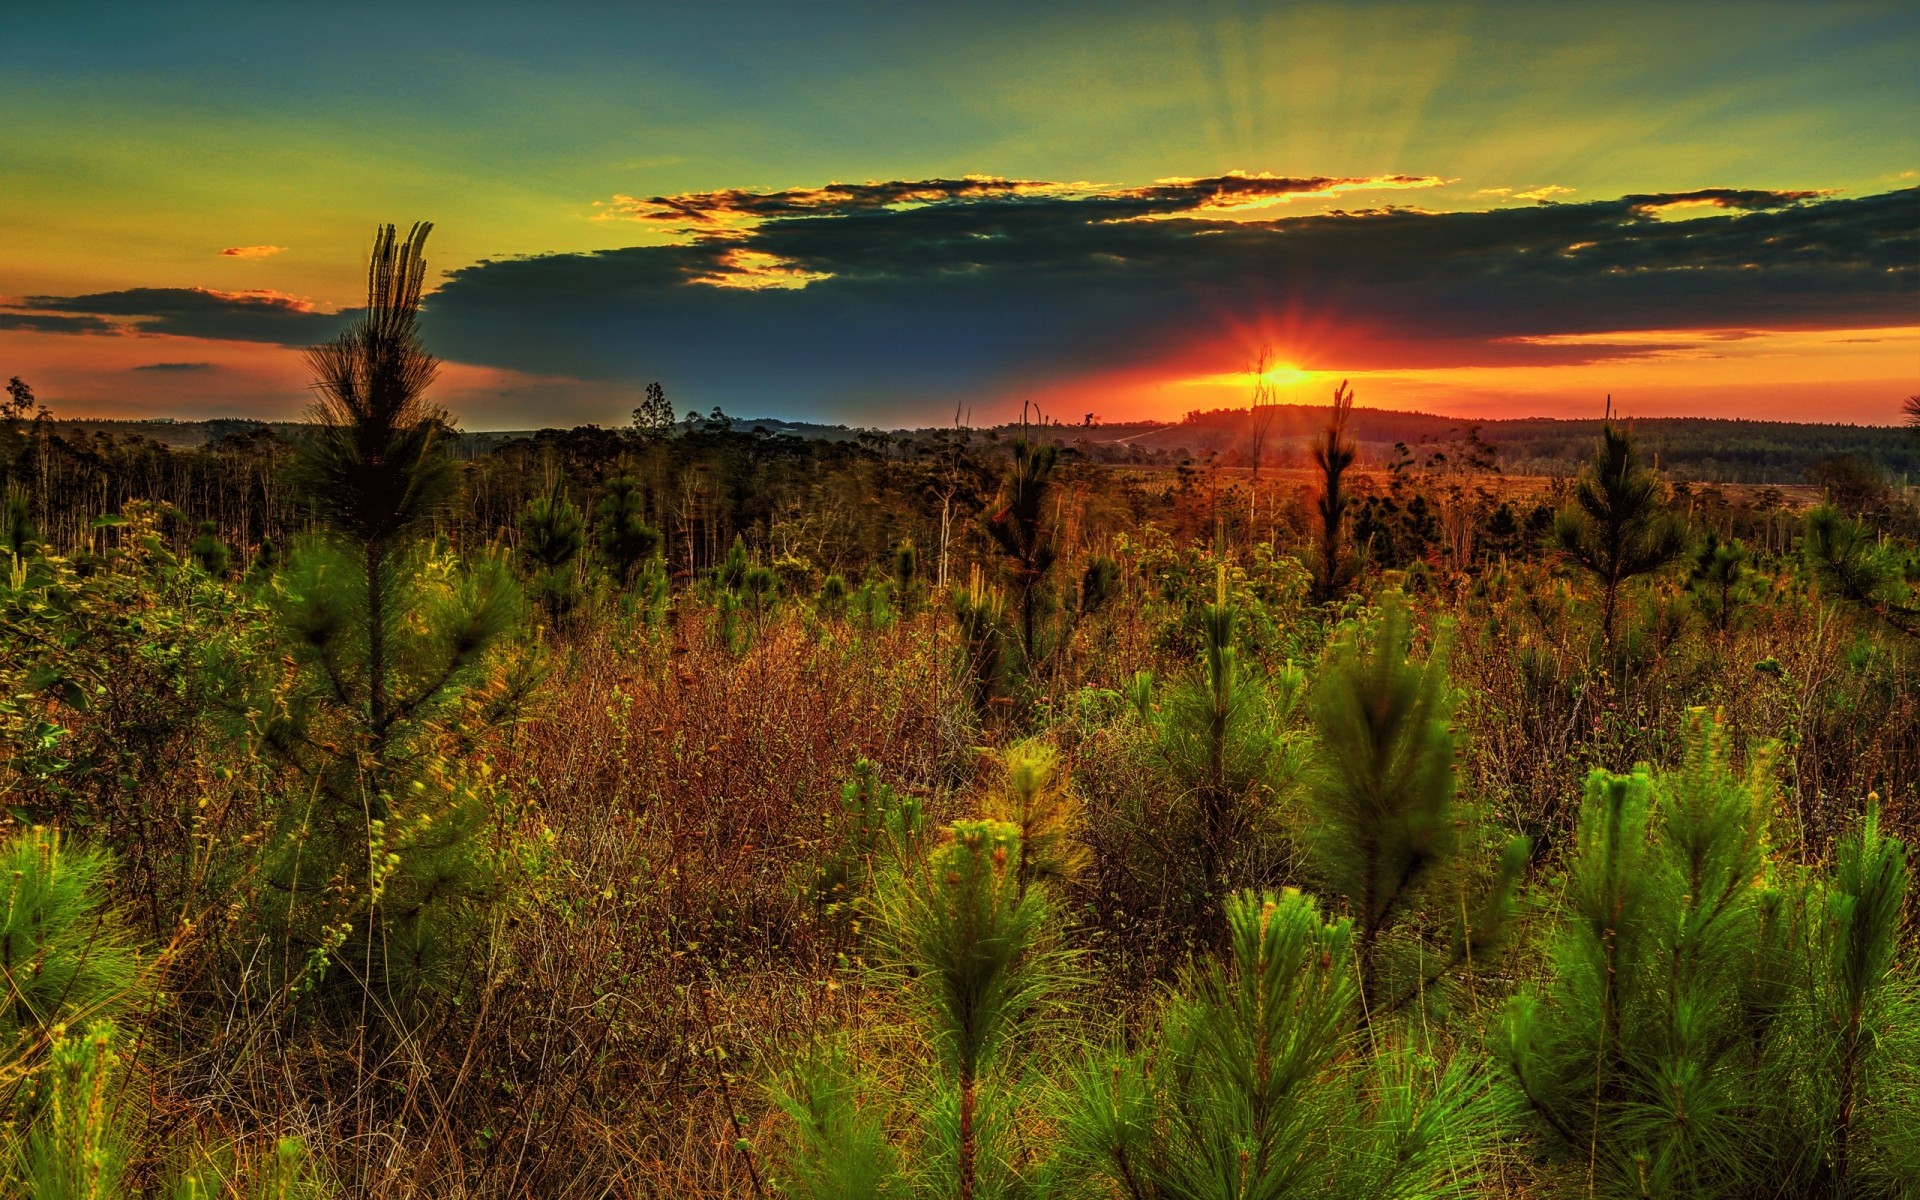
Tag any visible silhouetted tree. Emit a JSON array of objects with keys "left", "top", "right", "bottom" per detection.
[{"left": 1310, "top": 381, "right": 1357, "bottom": 604}]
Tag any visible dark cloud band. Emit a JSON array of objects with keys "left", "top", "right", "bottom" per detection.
[{"left": 8, "top": 180, "right": 1913, "bottom": 419}]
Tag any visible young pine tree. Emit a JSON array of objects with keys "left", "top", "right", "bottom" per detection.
[
  {"left": 1310, "top": 381, "right": 1357, "bottom": 605},
  {"left": 980, "top": 738, "right": 1088, "bottom": 900},
  {"left": 1061, "top": 889, "right": 1502, "bottom": 1199},
  {"left": 776, "top": 820, "right": 1070, "bottom": 1200},
  {"left": 518, "top": 491, "right": 585, "bottom": 623},
  {"left": 892, "top": 539, "right": 920, "bottom": 618},
  {"left": 1804, "top": 504, "right": 1920, "bottom": 639},
  {"left": 985, "top": 437, "right": 1060, "bottom": 674},
  {"left": 1302, "top": 595, "right": 1526, "bottom": 1006},
  {"left": 592, "top": 472, "right": 662, "bottom": 590},
  {"left": 188, "top": 519, "right": 230, "bottom": 578},
  {"left": 1553, "top": 419, "right": 1685, "bottom": 654},
  {"left": 1499, "top": 713, "right": 1920, "bottom": 1199},
  {"left": 1688, "top": 530, "right": 1748, "bottom": 637},
  {"left": 1143, "top": 567, "right": 1303, "bottom": 923},
  {"left": 251, "top": 222, "right": 537, "bottom": 1003}
]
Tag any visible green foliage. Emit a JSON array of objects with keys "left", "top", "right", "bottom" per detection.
[
  {"left": 1806, "top": 503, "right": 1919, "bottom": 638},
  {"left": 518, "top": 492, "right": 585, "bottom": 621},
  {"left": 0, "top": 829, "right": 144, "bottom": 1046},
  {"left": 1302, "top": 595, "right": 1520, "bottom": 1001},
  {"left": 1688, "top": 530, "right": 1749, "bottom": 635},
  {"left": 985, "top": 437, "right": 1060, "bottom": 672},
  {"left": 593, "top": 472, "right": 662, "bottom": 587},
  {"left": 1144, "top": 567, "right": 1304, "bottom": 915},
  {"left": 189, "top": 519, "right": 231, "bottom": 578},
  {"left": 1553, "top": 420, "right": 1685, "bottom": 650},
  {"left": 1063, "top": 890, "right": 1501, "bottom": 1199},
  {"left": 1498, "top": 713, "right": 1920, "bottom": 1198},
  {"left": 17, "top": 1021, "right": 131, "bottom": 1200}
]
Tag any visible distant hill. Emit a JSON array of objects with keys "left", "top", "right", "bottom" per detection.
[
  {"left": 44, "top": 406, "right": 1919, "bottom": 485},
  {"left": 996, "top": 406, "right": 1920, "bottom": 484}
]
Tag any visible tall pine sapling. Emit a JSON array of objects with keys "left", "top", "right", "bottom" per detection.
[
  {"left": 1310, "top": 380, "right": 1357, "bottom": 605},
  {"left": 249, "top": 222, "right": 538, "bottom": 1002},
  {"left": 518, "top": 490, "right": 585, "bottom": 623},
  {"left": 1061, "top": 889, "right": 1502, "bottom": 1200},
  {"left": 1804, "top": 504, "right": 1920, "bottom": 639},
  {"left": 1302, "top": 596, "right": 1525, "bottom": 1007},
  {"left": 592, "top": 472, "right": 662, "bottom": 589},
  {"left": 984, "top": 435, "right": 1059, "bottom": 674},
  {"left": 1553, "top": 418, "right": 1685, "bottom": 654}
]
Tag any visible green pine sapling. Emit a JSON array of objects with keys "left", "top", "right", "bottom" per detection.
[{"left": 1302, "top": 594, "right": 1527, "bottom": 1008}]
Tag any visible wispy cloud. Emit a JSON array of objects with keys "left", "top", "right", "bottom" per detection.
[
  {"left": 1514, "top": 184, "right": 1574, "bottom": 202},
  {"left": 601, "top": 171, "right": 1448, "bottom": 233},
  {"left": 130, "top": 360, "right": 216, "bottom": 372},
  {"left": 220, "top": 245, "right": 286, "bottom": 259}
]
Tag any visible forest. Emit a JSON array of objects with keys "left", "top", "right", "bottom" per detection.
[{"left": 1, "top": 226, "right": 1917, "bottom": 1199}]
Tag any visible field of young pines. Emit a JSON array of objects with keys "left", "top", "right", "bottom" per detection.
[{"left": 1, "top": 230, "right": 1916, "bottom": 1199}]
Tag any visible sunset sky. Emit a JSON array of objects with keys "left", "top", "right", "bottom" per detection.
[{"left": 3, "top": 1, "right": 1916, "bottom": 429}]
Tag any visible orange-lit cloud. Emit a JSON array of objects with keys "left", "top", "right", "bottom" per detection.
[
  {"left": 219, "top": 245, "right": 286, "bottom": 259},
  {"left": 1514, "top": 184, "right": 1574, "bottom": 202}
]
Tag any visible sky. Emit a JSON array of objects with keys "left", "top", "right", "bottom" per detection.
[{"left": 2, "top": 1, "right": 1916, "bottom": 429}]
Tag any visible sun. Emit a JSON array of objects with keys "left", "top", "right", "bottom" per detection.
[{"left": 1260, "top": 360, "right": 1314, "bottom": 387}]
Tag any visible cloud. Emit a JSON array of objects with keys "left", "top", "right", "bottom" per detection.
[
  {"left": 1623, "top": 187, "right": 1833, "bottom": 214},
  {"left": 130, "top": 360, "right": 216, "bottom": 372},
  {"left": 8, "top": 287, "right": 347, "bottom": 344},
  {"left": 1513, "top": 184, "right": 1574, "bottom": 202},
  {"left": 0, "top": 311, "right": 118, "bottom": 333},
  {"left": 601, "top": 171, "right": 1448, "bottom": 233},
  {"left": 220, "top": 245, "right": 286, "bottom": 259},
  {"left": 414, "top": 179, "right": 1916, "bottom": 416},
  {"left": 14, "top": 175, "right": 1916, "bottom": 423}
]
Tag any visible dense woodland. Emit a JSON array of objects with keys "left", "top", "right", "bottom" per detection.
[{"left": 1, "top": 230, "right": 1918, "bottom": 1198}]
